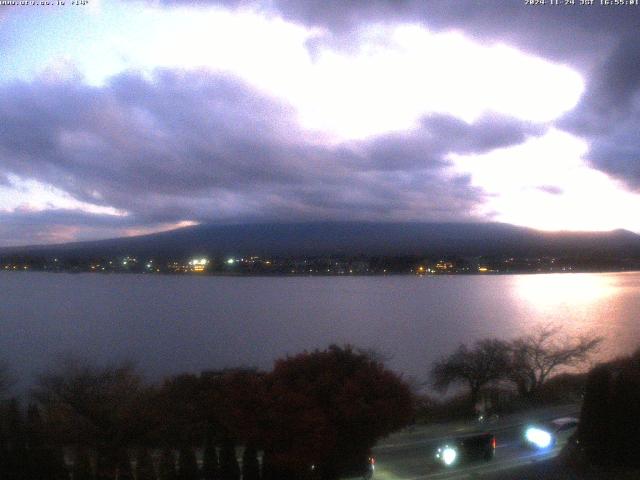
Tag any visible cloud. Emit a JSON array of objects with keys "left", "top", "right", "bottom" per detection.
[
  {"left": 0, "top": 67, "right": 543, "bottom": 245},
  {"left": 0, "top": 209, "right": 137, "bottom": 246},
  {"left": 140, "top": 0, "right": 640, "bottom": 125},
  {"left": 257, "top": 0, "right": 640, "bottom": 192},
  {"left": 558, "top": 34, "right": 640, "bottom": 190},
  {"left": 152, "top": 1, "right": 633, "bottom": 62},
  {"left": 449, "top": 128, "right": 640, "bottom": 232},
  {"left": 148, "top": 1, "right": 640, "bottom": 190},
  {"left": 537, "top": 186, "right": 563, "bottom": 196},
  {"left": 578, "top": 111, "right": 640, "bottom": 191},
  {"left": 3, "top": 1, "right": 639, "bottom": 243}
]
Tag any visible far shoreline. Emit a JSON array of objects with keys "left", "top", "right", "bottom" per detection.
[{"left": 3, "top": 268, "right": 640, "bottom": 278}]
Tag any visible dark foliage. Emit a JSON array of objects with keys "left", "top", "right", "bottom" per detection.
[
  {"left": 260, "top": 451, "right": 294, "bottom": 480},
  {"left": 178, "top": 444, "right": 199, "bottom": 480},
  {"left": 73, "top": 448, "right": 95, "bottom": 480},
  {"left": 25, "top": 404, "right": 68, "bottom": 480},
  {"left": 536, "top": 372, "right": 587, "bottom": 404},
  {"left": 33, "top": 358, "right": 151, "bottom": 478},
  {"left": 0, "top": 424, "right": 7, "bottom": 480},
  {"left": 219, "top": 438, "right": 240, "bottom": 480},
  {"left": 241, "top": 444, "right": 260, "bottom": 480},
  {"left": 155, "top": 374, "right": 207, "bottom": 446},
  {"left": 158, "top": 447, "right": 177, "bottom": 480},
  {"left": 201, "top": 434, "right": 219, "bottom": 480},
  {"left": 3, "top": 398, "right": 29, "bottom": 480},
  {"left": 0, "top": 345, "right": 414, "bottom": 480},
  {"left": 114, "top": 448, "right": 133, "bottom": 480},
  {"left": 259, "top": 345, "right": 413, "bottom": 480},
  {"left": 578, "top": 349, "right": 640, "bottom": 467},
  {"left": 135, "top": 447, "right": 156, "bottom": 480},
  {"left": 210, "top": 370, "right": 266, "bottom": 445}
]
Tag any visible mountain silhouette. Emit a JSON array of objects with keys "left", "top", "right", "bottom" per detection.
[{"left": 4, "top": 222, "right": 640, "bottom": 259}]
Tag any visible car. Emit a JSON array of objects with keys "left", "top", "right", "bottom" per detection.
[
  {"left": 523, "top": 416, "right": 579, "bottom": 450},
  {"left": 341, "top": 456, "right": 375, "bottom": 480},
  {"left": 433, "top": 432, "right": 496, "bottom": 468}
]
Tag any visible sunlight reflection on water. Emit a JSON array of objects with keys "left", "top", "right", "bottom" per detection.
[
  {"left": 514, "top": 272, "right": 616, "bottom": 308},
  {"left": 509, "top": 272, "right": 639, "bottom": 361}
]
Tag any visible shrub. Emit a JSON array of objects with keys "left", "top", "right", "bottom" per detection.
[{"left": 578, "top": 349, "right": 640, "bottom": 467}]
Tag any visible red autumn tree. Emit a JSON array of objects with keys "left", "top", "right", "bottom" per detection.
[{"left": 259, "top": 345, "right": 414, "bottom": 480}]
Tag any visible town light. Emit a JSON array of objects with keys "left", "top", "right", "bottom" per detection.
[{"left": 188, "top": 258, "right": 209, "bottom": 272}]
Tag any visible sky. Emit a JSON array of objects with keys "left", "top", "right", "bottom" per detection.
[{"left": 1, "top": 0, "right": 640, "bottom": 246}]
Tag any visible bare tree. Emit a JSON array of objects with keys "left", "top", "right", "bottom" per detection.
[
  {"left": 507, "top": 324, "right": 602, "bottom": 399},
  {"left": 431, "top": 339, "right": 510, "bottom": 409}
]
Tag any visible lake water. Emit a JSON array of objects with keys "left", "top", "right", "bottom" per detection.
[{"left": 1, "top": 271, "right": 640, "bottom": 390}]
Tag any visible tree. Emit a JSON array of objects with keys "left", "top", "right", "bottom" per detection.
[
  {"left": 32, "top": 357, "right": 150, "bottom": 479},
  {"left": 4, "top": 398, "right": 29, "bottom": 480},
  {"left": 158, "top": 447, "right": 177, "bottom": 480},
  {"left": 218, "top": 438, "right": 239, "bottom": 480},
  {"left": 0, "top": 407, "right": 8, "bottom": 480},
  {"left": 431, "top": 339, "right": 510, "bottom": 410},
  {"left": 154, "top": 374, "right": 207, "bottom": 447},
  {"left": 114, "top": 448, "right": 133, "bottom": 480},
  {"left": 177, "top": 444, "right": 198, "bottom": 480},
  {"left": 201, "top": 432, "right": 219, "bottom": 480},
  {"left": 507, "top": 325, "right": 602, "bottom": 399},
  {"left": 241, "top": 444, "right": 260, "bottom": 480},
  {"left": 73, "top": 447, "right": 95, "bottom": 480},
  {"left": 154, "top": 368, "right": 265, "bottom": 450},
  {"left": 135, "top": 447, "right": 156, "bottom": 480},
  {"left": 201, "top": 369, "right": 266, "bottom": 446},
  {"left": 259, "top": 345, "right": 413, "bottom": 480},
  {"left": 26, "top": 404, "right": 68, "bottom": 480},
  {"left": 578, "top": 348, "right": 640, "bottom": 467}
]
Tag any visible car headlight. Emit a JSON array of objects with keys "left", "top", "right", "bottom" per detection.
[
  {"left": 525, "top": 426, "right": 553, "bottom": 449},
  {"left": 435, "top": 445, "right": 458, "bottom": 466}
]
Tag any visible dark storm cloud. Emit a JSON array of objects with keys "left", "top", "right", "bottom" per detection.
[
  {"left": 575, "top": 111, "right": 640, "bottom": 189},
  {"left": 559, "top": 35, "right": 640, "bottom": 189},
  {"left": 0, "top": 70, "right": 307, "bottom": 216},
  {"left": 588, "top": 36, "right": 640, "bottom": 115},
  {"left": 0, "top": 67, "right": 542, "bottom": 244},
  {"left": 354, "top": 114, "right": 543, "bottom": 171},
  {"left": 560, "top": 34, "right": 640, "bottom": 132}
]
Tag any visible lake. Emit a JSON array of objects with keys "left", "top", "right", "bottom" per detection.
[{"left": 1, "top": 271, "right": 639, "bottom": 390}]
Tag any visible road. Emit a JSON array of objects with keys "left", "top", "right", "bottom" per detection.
[{"left": 369, "top": 404, "right": 580, "bottom": 480}]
